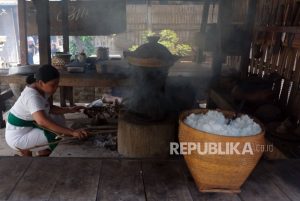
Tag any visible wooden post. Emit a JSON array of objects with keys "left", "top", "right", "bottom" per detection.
[
  {"left": 32, "top": 0, "right": 51, "bottom": 65},
  {"left": 17, "top": 0, "right": 28, "bottom": 65},
  {"left": 60, "top": 0, "right": 68, "bottom": 107},
  {"left": 210, "top": 0, "right": 237, "bottom": 85},
  {"left": 62, "top": 0, "right": 69, "bottom": 53},
  {"left": 210, "top": 0, "right": 232, "bottom": 84},
  {"left": 240, "top": 0, "right": 257, "bottom": 78},
  {"left": 196, "top": 0, "right": 210, "bottom": 63},
  {"left": 147, "top": 0, "right": 152, "bottom": 31},
  {"left": 61, "top": 0, "right": 74, "bottom": 107}
]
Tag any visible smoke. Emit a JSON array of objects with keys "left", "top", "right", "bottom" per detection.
[
  {"left": 122, "top": 66, "right": 170, "bottom": 121},
  {"left": 122, "top": 63, "right": 205, "bottom": 122}
]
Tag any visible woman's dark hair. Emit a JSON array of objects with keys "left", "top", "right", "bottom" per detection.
[{"left": 26, "top": 64, "right": 60, "bottom": 84}]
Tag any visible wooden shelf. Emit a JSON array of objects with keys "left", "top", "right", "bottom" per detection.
[{"left": 0, "top": 71, "right": 130, "bottom": 87}]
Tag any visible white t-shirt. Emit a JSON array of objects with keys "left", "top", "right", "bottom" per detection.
[
  {"left": 5, "top": 86, "right": 51, "bottom": 150},
  {"left": 10, "top": 86, "right": 50, "bottom": 120}
]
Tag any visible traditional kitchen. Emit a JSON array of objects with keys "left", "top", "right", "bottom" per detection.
[{"left": 0, "top": 0, "right": 299, "bottom": 200}]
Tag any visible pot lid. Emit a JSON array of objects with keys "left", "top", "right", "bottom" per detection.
[{"left": 127, "top": 36, "right": 177, "bottom": 67}]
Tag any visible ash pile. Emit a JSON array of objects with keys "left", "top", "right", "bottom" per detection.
[
  {"left": 81, "top": 95, "right": 121, "bottom": 151},
  {"left": 84, "top": 95, "right": 121, "bottom": 125}
]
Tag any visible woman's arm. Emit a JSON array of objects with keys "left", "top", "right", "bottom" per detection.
[
  {"left": 49, "top": 105, "right": 69, "bottom": 115},
  {"left": 49, "top": 105, "right": 86, "bottom": 115},
  {"left": 32, "top": 110, "right": 87, "bottom": 139}
]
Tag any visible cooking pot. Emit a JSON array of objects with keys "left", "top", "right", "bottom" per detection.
[
  {"left": 8, "top": 65, "right": 40, "bottom": 75},
  {"left": 126, "top": 36, "right": 179, "bottom": 68}
]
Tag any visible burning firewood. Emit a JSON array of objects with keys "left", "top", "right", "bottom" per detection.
[{"left": 83, "top": 96, "right": 122, "bottom": 125}]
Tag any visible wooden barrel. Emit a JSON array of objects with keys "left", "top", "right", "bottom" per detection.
[
  {"left": 179, "top": 109, "right": 265, "bottom": 193},
  {"left": 117, "top": 113, "right": 176, "bottom": 158}
]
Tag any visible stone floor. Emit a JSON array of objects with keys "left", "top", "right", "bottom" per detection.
[
  {"left": 50, "top": 116, "right": 120, "bottom": 158},
  {"left": 0, "top": 127, "right": 15, "bottom": 156}
]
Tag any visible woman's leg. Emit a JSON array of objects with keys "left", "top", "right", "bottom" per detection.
[
  {"left": 17, "top": 149, "right": 51, "bottom": 157},
  {"left": 18, "top": 149, "right": 32, "bottom": 157},
  {"left": 14, "top": 128, "right": 52, "bottom": 156},
  {"left": 36, "top": 149, "right": 52, "bottom": 157}
]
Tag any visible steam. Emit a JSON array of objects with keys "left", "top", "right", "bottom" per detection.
[
  {"left": 122, "top": 64, "right": 199, "bottom": 122},
  {"left": 123, "top": 66, "right": 170, "bottom": 121}
]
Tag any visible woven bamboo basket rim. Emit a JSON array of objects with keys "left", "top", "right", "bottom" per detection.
[
  {"left": 179, "top": 108, "right": 265, "bottom": 139},
  {"left": 127, "top": 56, "right": 172, "bottom": 67}
]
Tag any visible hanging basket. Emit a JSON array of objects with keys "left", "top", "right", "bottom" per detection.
[{"left": 179, "top": 109, "right": 265, "bottom": 193}]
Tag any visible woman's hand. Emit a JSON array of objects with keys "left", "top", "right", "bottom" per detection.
[
  {"left": 71, "top": 129, "right": 88, "bottom": 139},
  {"left": 67, "top": 106, "right": 86, "bottom": 113}
]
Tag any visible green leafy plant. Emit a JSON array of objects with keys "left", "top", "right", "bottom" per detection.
[
  {"left": 69, "top": 40, "right": 77, "bottom": 56},
  {"left": 141, "top": 30, "right": 156, "bottom": 43},
  {"left": 129, "top": 29, "right": 192, "bottom": 56},
  {"left": 69, "top": 36, "right": 95, "bottom": 57},
  {"left": 128, "top": 45, "right": 139, "bottom": 52}
]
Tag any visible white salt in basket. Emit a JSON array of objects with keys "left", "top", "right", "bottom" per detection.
[{"left": 179, "top": 109, "right": 265, "bottom": 193}]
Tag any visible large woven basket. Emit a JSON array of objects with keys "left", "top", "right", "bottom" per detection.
[
  {"left": 179, "top": 109, "right": 265, "bottom": 193},
  {"left": 51, "top": 53, "right": 71, "bottom": 70}
]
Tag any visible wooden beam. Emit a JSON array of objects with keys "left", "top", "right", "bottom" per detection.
[
  {"left": 147, "top": 0, "right": 152, "bottom": 31},
  {"left": 200, "top": 1, "right": 210, "bottom": 33},
  {"left": 196, "top": 0, "right": 210, "bottom": 63},
  {"left": 0, "top": 158, "right": 33, "bottom": 199},
  {"left": 62, "top": 0, "right": 69, "bottom": 52},
  {"left": 0, "top": 73, "right": 130, "bottom": 87},
  {"left": 127, "top": 0, "right": 215, "bottom": 4},
  {"left": 48, "top": 159, "right": 102, "bottom": 201},
  {"left": 33, "top": 0, "right": 51, "bottom": 65},
  {"left": 17, "top": 0, "right": 28, "bottom": 65},
  {"left": 97, "top": 160, "right": 145, "bottom": 201},
  {"left": 142, "top": 160, "right": 193, "bottom": 200},
  {"left": 61, "top": 0, "right": 72, "bottom": 107},
  {"left": 211, "top": 0, "right": 231, "bottom": 83},
  {"left": 240, "top": 0, "right": 257, "bottom": 78}
]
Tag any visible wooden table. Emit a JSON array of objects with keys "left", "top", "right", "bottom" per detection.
[
  {"left": 0, "top": 70, "right": 130, "bottom": 106},
  {"left": 0, "top": 70, "right": 129, "bottom": 87},
  {"left": 0, "top": 157, "right": 299, "bottom": 201}
]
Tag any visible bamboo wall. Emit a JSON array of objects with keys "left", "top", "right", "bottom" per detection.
[
  {"left": 249, "top": 0, "right": 300, "bottom": 115},
  {"left": 124, "top": 3, "right": 219, "bottom": 48}
]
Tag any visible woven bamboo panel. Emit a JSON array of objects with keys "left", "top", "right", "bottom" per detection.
[{"left": 249, "top": 0, "right": 300, "bottom": 113}]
